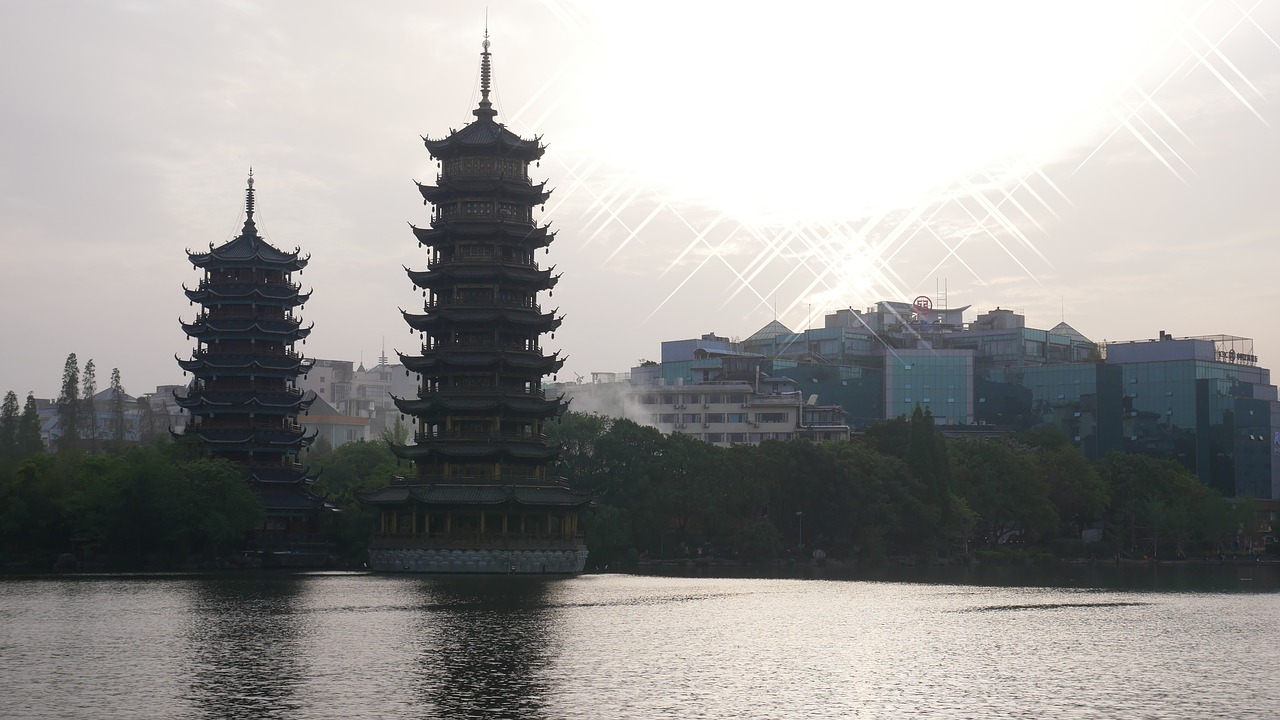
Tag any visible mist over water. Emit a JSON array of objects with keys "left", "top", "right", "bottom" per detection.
[{"left": 2, "top": 569, "right": 1277, "bottom": 719}]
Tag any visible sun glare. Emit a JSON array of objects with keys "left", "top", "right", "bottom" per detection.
[{"left": 577, "top": 1, "right": 1177, "bottom": 224}]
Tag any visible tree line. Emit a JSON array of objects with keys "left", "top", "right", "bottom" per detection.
[
  {"left": 546, "top": 408, "right": 1258, "bottom": 568},
  {"left": 1, "top": 390, "right": 1258, "bottom": 570}
]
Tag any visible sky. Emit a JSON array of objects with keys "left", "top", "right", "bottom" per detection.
[{"left": 2, "top": 0, "right": 1280, "bottom": 399}]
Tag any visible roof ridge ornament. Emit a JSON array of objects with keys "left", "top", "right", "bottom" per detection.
[
  {"left": 474, "top": 25, "right": 497, "bottom": 120},
  {"left": 242, "top": 167, "right": 258, "bottom": 238}
]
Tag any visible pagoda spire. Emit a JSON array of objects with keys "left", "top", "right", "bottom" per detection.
[
  {"left": 242, "top": 168, "right": 258, "bottom": 237},
  {"left": 473, "top": 27, "right": 497, "bottom": 120}
]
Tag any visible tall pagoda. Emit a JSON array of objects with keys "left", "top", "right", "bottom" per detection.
[
  {"left": 359, "top": 33, "right": 589, "bottom": 573},
  {"left": 177, "top": 173, "right": 324, "bottom": 551}
]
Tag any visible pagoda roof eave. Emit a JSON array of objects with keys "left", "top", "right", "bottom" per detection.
[
  {"left": 410, "top": 221, "right": 554, "bottom": 248},
  {"left": 399, "top": 350, "right": 564, "bottom": 374},
  {"left": 406, "top": 264, "right": 557, "bottom": 289},
  {"left": 401, "top": 308, "right": 562, "bottom": 332},
  {"left": 392, "top": 393, "right": 566, "bottom": 417}
]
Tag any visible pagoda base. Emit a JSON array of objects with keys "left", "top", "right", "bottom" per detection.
[{"left": 368, "top": 546, "right": 588, "bottom": 574}]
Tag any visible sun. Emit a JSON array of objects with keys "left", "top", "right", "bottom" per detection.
[{"left": 571, "top": 1, "right": 1177, "bottom": 225}]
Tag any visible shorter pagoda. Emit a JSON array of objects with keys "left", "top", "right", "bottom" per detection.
[{"left": 177, "top": 172, "right": 325, "bottom": 558}]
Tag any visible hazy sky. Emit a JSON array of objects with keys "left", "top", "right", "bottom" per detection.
[{"left": 3, "top": 1, "right": 1280, "bottom": 399}]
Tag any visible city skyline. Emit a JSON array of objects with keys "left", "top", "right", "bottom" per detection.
[{"left": 3, "top": 1, "right": 1280, "bottom": 398}]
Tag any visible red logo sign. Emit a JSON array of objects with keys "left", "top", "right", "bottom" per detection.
[{"left": 912, "top": 296, "right": 933, "bottom": 313}]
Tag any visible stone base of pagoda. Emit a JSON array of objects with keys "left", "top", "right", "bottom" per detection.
[{"left": 369, "top": 546, "right": 588, "bottom": 574}]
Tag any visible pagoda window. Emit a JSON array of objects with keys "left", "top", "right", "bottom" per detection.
[
  {"left": 496, "top": 158, "right": 524, "bottom": 178},
  {"left": 498, "top": 202, "right": 528, "bottom": 221},
  {"left": 454, "top": 331, "right": 492, "bottom": 347},
  {"left": 463, "top": 200, "right": 493, "bottom": 215},
  {"left": 455, "top": 419, "right": 490, "bottom": 435},
  {"left": 456, "top": 287, "right": 494, "bottom": 303},
  {"left": 455, "top": 375, "right": 493, "bottom": 389},
  {"left": 461, "top": 244, "right": 493, "bottom": 258},
  {"left": 436, "top": 204, "right": 457, "bottom": 220},
  {"left": 457, "top": 157, "right": 491, "bottom": 176}
]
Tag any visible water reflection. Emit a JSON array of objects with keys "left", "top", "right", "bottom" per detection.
[
  {"left": 409, "top": 576, "right": 558, "bottom": 720},
  {"left": 182, "top": 573, "right": 308, "bottom": 719}
]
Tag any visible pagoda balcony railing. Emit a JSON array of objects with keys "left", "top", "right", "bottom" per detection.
[
  {"left": 188, "top": 385, "right": 305, "bottom": 398},
  {"left": 198, "top": 279, "right": 302, "bottom": 291},
  {"left": 190, "top": 380, "right": 298, "bottom": 392},
  {"left": 186, "top": 421, "right": 307, "bottom": 434},
  {"left": 413, "top": 431, "right": 549, "bottom": 443},
  {"left": 433, "top": 210, "right": 534, "bottom": 224},
  {"left": 200, "top": 309, "right": 298, "bottom": 321},
  {"left": 369, "top": 533, "right": 585, "bottom": 551},
  {"left": 193, "top": 311, "right": 301, "bottom": 325},
  {"left": 423, "top": 299, "right": 541, "bottom": 311},
  {"left": 434, "top": 171, "right": 531, "bottom": 183},
  {"left": 424, "top": 257, "right": 541, "bottom": 270},
  {"left": 389, "top": 474, "right": 566, "bottom": 487},
  {"left": 418, "top": 388, "right": 546, "bottom": 399},
  {"left": 246, "top": 461, "right": 307, "bottom": 473},
  {"left": 422, "top": 341, "right": 542, "bottom": 353},
  {"left": 193, "top": 347, "right": 303, "bottom": 359}
]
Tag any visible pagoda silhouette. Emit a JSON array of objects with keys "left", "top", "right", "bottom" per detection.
[
  {"left": 359, "top": 32, "right": 589, "bottom": 573},
  {"left": 177, "top": 174, "right": 326, "bottom": 560}
]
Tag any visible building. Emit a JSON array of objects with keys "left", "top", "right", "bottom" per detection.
[
  {"left": 359, "top": 34, "right": 589, "bottom": 573},
  {"left": 295, "top": 352, "right": 416, "bottom": 439},
  {"left": 626, "top": 331, "right": 852, "bottom": 445},
  {"left": 621, "top": 299, "right": 1279, "bottom": 500},
  {"left": 176, "top": 174, "right": 325, "bottom": 550}
]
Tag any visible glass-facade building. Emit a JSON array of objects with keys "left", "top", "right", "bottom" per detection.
[{"left": 634, "top": 310, "right": 1280, "bottom": 499}]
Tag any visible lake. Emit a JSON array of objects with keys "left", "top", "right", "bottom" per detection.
[{"left": 1, "top": 566, "right": 1277, "bottom": 718}]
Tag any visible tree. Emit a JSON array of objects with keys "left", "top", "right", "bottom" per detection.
[
  {"left": 381, "top": 414, "right": 410, "bottom": 446},
  {"left": 950, "top": 438, "right": 1059, "bottom": 548},
  {"left": 1036, "top": 444, "right": 1108, "bottom": 538},
  {"left": 81, "top": 359, "right": 98, "bottom": 452},
  {"left": 57, "top": 353, "right": 80, "bottom": 453},
  {"left": 109, "top": 368, "right": 127, "bottom": 443},
  {"left": 17, "top": 393, "right": 43, "bottom": 459},
  {"left": 0, "top": 390, "right": 18, "bottom": 464},
  {"left": 136, "top": 396, "right": 159, "bottom": 444}
]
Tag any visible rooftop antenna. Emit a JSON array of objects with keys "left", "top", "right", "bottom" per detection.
[{"left": 380, "top": 336, "right": 388, "bottom": 366}]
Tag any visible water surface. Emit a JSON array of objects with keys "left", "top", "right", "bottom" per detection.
[{"left": 2, "top": 569, "right": 1277, "bottom": 719}]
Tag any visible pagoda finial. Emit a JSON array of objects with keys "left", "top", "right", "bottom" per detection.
[
  {"left": 474, "top": 23, "right": 497, "bottom": 120},
  {"left": 242, "top": 168, "right": 258, "bottom": 236}
]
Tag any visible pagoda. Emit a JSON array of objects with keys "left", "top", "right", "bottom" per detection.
[
  {"left": 177, "top": 173, "right": 324, "bottom": 552},
  {"left": 359, "top": 32, "right": 589, "bottom": 573}
]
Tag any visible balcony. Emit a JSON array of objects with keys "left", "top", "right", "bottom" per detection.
[
  {"left": 413, "top": 430, "right": 549, "bottom": 443},
  {"left": 423, "top": 298, "right": 541, "bottom": 312},
  {"left": 369, "top": 532, "right": 585, "bottom": 552}
]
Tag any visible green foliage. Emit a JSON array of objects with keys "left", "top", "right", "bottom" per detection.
[
  {"left": 17, "top": 393, "right": 43, "bottom": 460},
  {"left": 0, "top": 443, "right": 263, "bottom": 567},
  {"left": 57, "top": 353, "right": 80, "bottom": 452},
  {"left": 0, "top": 391, "right": 18, "bottom": 463},
  {"left": 950, "top": 438, "right": 1059, "bottom": 547},
  {"left": 310, "top": 439, "right": 400, "bottom": 502},
  {"left": 582, "top": 504, "right": 632, "bottom": 568},
  {"left": 1095, "top": 452, "right": 1234, "bottom": 557},
  {"left": 81, "top": 359, "right": 98, "bottom": 451},
  {"left": 109, "top": 368, "right": 126, "bottom": 444}
]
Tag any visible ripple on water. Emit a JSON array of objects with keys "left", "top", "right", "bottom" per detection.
[{"left": 1, "top": 571, "right": 1277, "bottom": 719}]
